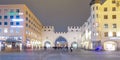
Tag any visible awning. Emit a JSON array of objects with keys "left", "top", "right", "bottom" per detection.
[{"left": 6, "top": 39, "right": 21, "bottom": 43}]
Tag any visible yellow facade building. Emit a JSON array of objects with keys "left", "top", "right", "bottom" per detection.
[{"left": 81, "top": 0, "right": 120, "bottom": 51}]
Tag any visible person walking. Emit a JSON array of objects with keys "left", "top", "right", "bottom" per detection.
[{"left": 70, "top": 47, "right": 73, "bottom": 52}]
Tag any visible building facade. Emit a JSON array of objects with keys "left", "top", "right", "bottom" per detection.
[
  {"left": 0, "top": 4, "right": 43, "bottom": 50},
  {"left": 81, "top": 0, "right": 120, "bottom": 51},
  {"left": 41, "top": 26, "right": 81, "bottom": 48}
]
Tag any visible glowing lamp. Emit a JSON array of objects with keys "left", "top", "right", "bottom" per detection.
[{"left": 18, "top": 13, "right": 23, "bottom": 15}]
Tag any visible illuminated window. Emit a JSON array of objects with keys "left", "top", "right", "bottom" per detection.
[
  {"left": 112, "top": 7, "right": 116, "bottom": 11},
  {"left": 113, "top": 24, "right": 117, "bottom": 28},
  {"left": 112, "top": 0, "right": 116, "bottom": 4},
  {"left": 104, "top": 7, "right": 107, "bottom": 11},
  {"left": 104, "top": 32, "right": 108, "bottom": 37},
  {"left": 4, "top": 15, "right": 8, "bottom": 19},
  {"left": 104, "top": 24, "right": 108, "bottom": 28},
  {"left": 0, "top": 16, "right": 2, "bottom": 19},
  {"left": 10, "top": 22, "right": 14, "bottom": 25},
  {"left": 4, "top": 22, "right": 8, "bottom": 25},
  {"left": 10, "top": 15, "right": 14, "bottom": 19},
  {"left": 16, "top": 15, "right": 20, "bottom": 19},
  {"left": 104, "top": 15, "right": 108, "bottom": 19},
  {"left": 4, "top": 28, "right": 8, "bottom": 33},
  {"left": 113, "top": 32, "right": 116, "bottom": 37},
  {"left": 16, "top": 22, "right": 20, "bottom": 25},
  {"left": 112, "top": 15, "right": 116, "bottom": 19}
]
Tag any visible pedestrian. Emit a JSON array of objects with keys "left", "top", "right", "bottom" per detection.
[
  {"left": 44, "top": 46, "right": 46, "bottom": 50},
  {"left": 70, "top": 47, "right": 73, "bottom": 52}
]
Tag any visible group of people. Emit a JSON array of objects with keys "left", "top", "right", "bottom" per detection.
[{"left": 44, "top": 46, "right": 74, "bottom": 52}]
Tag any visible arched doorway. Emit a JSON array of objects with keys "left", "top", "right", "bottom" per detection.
[
  {"left": 44, "top": 41, "right": 51, "bottom": 48},
  {"left": 103, "top": 41, "right": 117, "bottom": 51},
  {"left": 55, "top": 36, "right": 68, "bottom": 48},
  {"left": 71, "top": 42, "right": 78, "bottom": 49}
]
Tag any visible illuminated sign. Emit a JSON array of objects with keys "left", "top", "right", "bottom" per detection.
[
  {"left": 7, "top": 12, "right": 23, "bottom": 15},
  {"left": 12, "top": 19, "right": 23, "bottom": 21},
  {"left": 11, "top": 26, "right": 23, "bottom": 28}
]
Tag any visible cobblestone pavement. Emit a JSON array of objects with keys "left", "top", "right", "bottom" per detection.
[{"left": 0, "top": 49, "right": 120, "bottom": 60}]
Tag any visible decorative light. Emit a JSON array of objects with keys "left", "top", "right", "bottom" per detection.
[
  {"left": 11, "top": 26, "right": 23, "bottom": 28},
  {"left": 8, "top": 12, "right": 23, "bottom": 15},
  {"left": 8, "top": 12, "right": 17, "bottom": 15},
  {"left": 12, "top": 19, "right": 23, "bottom": 21},
  {"left": 18, "top": 13, "right": 23, "bottom": 15}
]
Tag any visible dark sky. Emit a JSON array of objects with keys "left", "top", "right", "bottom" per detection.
[{"left": 0, "top": 0, "right": 91, "bottom": 32}]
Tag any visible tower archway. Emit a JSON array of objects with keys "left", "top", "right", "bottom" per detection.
[
  {"left": 55, "top": 36, "right": 68, "bottom": 48},
  {"left": 71, "top": 42, "right": 78, "bottom": 48},
  {"left": 44, "top": 41, "right": 51, "bottom": 48}
]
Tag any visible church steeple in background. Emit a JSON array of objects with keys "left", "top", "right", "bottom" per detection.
[{"left": 90, "top": 0, "right": 101, "bottom": 6}]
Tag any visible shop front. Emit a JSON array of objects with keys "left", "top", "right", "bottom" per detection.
[{"left": 103, "top": 41, "right": 117, "bottom": 51}]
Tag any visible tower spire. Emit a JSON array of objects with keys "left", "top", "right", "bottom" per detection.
[{"left": 90, "top": 0, "right": 101, "bottom": 6}]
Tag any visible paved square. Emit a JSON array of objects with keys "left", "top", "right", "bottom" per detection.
[{"left": 0, "top": 49, "right": 120, "bottom": 60}]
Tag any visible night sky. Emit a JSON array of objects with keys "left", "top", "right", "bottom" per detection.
[{"left": 0, "top": 0, "right": 91, "bottom": 32}]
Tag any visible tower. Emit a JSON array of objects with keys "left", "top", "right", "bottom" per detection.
[{"left": 90, "top": 0, "right": 101, "bottom": 5}]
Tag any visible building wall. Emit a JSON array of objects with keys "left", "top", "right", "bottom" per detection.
[
  {"left": 0, "top": 4, "right": 43, "bottom": 48},
  {"left": 41, "top": 26, "right": 81, "bottom": 47},
  {"left": 81, "top": 0, "right": 120, "bottom": 50}
]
